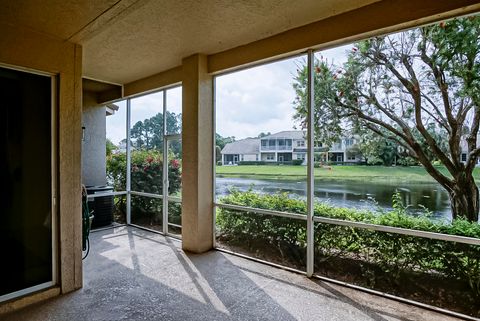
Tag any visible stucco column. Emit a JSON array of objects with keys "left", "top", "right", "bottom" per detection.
[{"left": 181, "top": 54, "right": 214, "bottom": 253}]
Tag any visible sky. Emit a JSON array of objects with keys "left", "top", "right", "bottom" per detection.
[
  {"left": 106, "top": 45, "right": 351, "bottom": 144},
  {"left": 216, "top": 44, "right": 351, "bottom": 140},
  {"left": 106, "top": 86, "right": 182, "bottom": 145}
]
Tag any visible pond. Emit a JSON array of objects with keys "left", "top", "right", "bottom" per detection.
[{"left": 216, "top": 176, "right": 452, "bottom": 221}]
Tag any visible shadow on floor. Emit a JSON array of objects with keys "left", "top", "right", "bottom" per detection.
[{"left": 0, "top": 227, "right": 457, "bottom": 321}]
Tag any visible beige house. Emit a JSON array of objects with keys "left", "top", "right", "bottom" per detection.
[{"left": 221, "top": 131, "right": 362, "bottom": 165}]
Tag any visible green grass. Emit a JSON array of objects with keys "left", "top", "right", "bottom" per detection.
[{"left": 216, "top": 165, "right": 480, "bottom": 183}]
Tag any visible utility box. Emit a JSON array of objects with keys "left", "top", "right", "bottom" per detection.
[{"left": 86, "top": 185, "right": 114, "bottom": 228}]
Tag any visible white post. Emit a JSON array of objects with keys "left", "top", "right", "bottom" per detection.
[
  {"left": 126, "top": 98, "right": 132, "bottom": 224},
  {"left": 162, "top": 90, "right": 169, "bottom": 235},
  {"left": 306, "top": 49, "right": 315, "bottom": 277}
]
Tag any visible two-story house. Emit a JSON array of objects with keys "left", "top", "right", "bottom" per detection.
[{"left": 221, "top": 130, "right": 362, "bottom": 165}]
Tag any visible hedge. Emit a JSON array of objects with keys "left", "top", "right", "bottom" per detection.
[{"left": 216, "top": 190, "right": 480, "bottom": 306}]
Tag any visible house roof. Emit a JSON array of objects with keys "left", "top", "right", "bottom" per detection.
[
  {"left": 106, "top": 104, "right": 119, "bottom": 116},
  {"left": 221, "top": 138, "right": 260, "bottom": 155},
  {"left": 262, "top": 131, "right": 306, "bottom": 140}
]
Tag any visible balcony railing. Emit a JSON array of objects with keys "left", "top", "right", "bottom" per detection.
[
  {"left": 261, "top": 145, "right": 277, "bottom": 151},
  {"left": 260, "top": 145, "right": 293, "bottom": 151}
]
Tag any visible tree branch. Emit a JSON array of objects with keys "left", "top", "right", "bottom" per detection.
[{"left": 420, "top": 93, "right": 450, "bottom": 133}]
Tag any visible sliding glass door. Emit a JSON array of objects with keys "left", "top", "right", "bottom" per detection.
[{"left": 0, "top": 66, "right": 56, "bottom": 301}]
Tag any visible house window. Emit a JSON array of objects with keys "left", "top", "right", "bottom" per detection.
[
  {"left": 297, "top": 153, "right": 306, "bottom": 160},
  {"left": 266, "top": 154, "right": 275, "bottom": 160},
  {"left": 256, "top": 154, "right": 259, "bottom": 161},
  {"left": 314, "top": 141, "right": 322, "bottom": 147},
  {"left": 297, "top": 140, "right": 305, "bottom": 147},
  {"left": 461, "top": 153, "right": 467, "bottom": 162},
  {"left": 347, "top": 154, "right": 356, "bottom": 161},
  {"left": 345, "top": 138, "right": 354, "bottom": 147},
  {"left": 240, "top": 155, "right": 244, "bottom": 161}
]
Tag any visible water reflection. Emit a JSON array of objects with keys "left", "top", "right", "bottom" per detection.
[{"left": 216, "top": 176, "right": 452, "bottom": 220}]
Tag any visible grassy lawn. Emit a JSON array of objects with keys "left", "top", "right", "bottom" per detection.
[{"left": 216, "top": 165, "right": 480, "bottom": 183}]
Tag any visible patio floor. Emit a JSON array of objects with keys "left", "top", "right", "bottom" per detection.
[{"left": 1, "top": 226, "right": 463, "bottom": 321}]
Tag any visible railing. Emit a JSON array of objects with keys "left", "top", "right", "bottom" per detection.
[
  {"left": 260, "top": 145, "right": 293, "bottom": 151},
  {"left": 260, "top": 145, "right": 277, "bottom": 151},
  {"left": 214, "top": 202, "right": 480, "bottom": 246}
]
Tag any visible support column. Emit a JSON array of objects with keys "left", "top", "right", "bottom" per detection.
[{"left": 181, "top": 54, "right": 214, "bottom": 253}]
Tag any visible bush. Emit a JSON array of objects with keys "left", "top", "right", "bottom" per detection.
[
  {"left": 238, "top": 161, "right": 267, "bottom": 165},
  {"left": 397, "top": 156, "right": 419, "bottom": 166},
  {"left": 107, "top": 150, "right": 181, "bottom": 219},
  {"left": 216, "top": 190, "right": 480, "bottom": 303},
  {"left": 292, "top": 159, "right": 303, "bottom": 165}
]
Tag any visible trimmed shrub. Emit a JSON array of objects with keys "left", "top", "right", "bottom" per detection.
[
  {"left": 216, "top": 190, "right": 480, "bottom": 304},
  {"left": 238, "top": 161, "right": 267, "bottom": 165}
]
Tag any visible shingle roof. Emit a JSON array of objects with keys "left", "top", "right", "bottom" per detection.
[
  {"left": 262, "top": 130, "right": 305, "bottom": 140},
  {"left": 221, "top": 138, "right": 260, "bottom": 154}
]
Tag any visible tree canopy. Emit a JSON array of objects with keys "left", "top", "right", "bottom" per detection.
[
  {"left": 130, "top": 111, "right": 181, "bottom": 152},
  {"left": 293, "top": 17, "right": 480, "bottom": 222}
]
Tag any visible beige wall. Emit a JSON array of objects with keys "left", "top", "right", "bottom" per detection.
[
  {"left": 0, "top": 22, "right": 83, "bottom": 309},
  {"left": 243, "top": 154, "right": 258, "bottom": 162},
  {"left": 82, "top": 105, "right": 107, "bottom": 186}
]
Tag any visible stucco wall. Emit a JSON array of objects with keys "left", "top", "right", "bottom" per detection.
[
  {"left": 242, "top": 154, "right": 257, "bottom": 161},
  {"left": 82, "top": 105, "right": 107, "bottom": 186},
  {"left": 0, "top": 21, "right": 83, "bottom": 312}
]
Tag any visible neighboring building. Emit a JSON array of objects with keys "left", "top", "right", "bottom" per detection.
[
  {"left": 459, "top": 135, "right": 480, "bottom": 166},
  {"left": 221, "top": 138, "right": 260, "bottom": 164},
  {"left": 221, "top": 130, "right": 363, "bottom": 165}
]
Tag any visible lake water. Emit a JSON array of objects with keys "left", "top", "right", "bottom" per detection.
[{"left": 216, "top": 176, "right": 452, "bottom": 221}]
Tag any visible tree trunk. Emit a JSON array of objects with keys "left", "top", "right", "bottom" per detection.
[{"left": 448, "top": 174, "right": 479, "bottom": 222}]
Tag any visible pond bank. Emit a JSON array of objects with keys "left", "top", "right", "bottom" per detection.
[{"left": 216, "top": 165, "right": 480, "bottom": 183}]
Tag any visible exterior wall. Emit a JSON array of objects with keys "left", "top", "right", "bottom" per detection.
[
  {"left": 242, "top": 154, "right": 258, "bottom": 162},
  {"left": 0, "top": 21, "right": 83, "bottom": 311},
  {"left": 81, "top": 105, "right": 107, "bottom": 186}
]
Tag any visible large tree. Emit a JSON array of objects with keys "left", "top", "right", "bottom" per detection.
[
  {"left": 130, "top": 111, "right": 181, "bottom": 151},
  {"left": 293, "top": 17, "right": 480, "bottom": 222}
]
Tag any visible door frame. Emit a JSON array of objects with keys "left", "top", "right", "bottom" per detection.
[{"left": 0, "top": 63, "right": 58, "bottom": 303}]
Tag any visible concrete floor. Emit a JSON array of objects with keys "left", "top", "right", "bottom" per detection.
[{"left": 1, "top": 226, "right": 463, "bottom": 321}]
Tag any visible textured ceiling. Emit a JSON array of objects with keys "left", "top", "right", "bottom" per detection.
[
  {"left": 1, "top": 0, "right": 379, "bottom": 84},
  {"left": 0, "top": 0, "right": 120, "bottom": 40}
]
